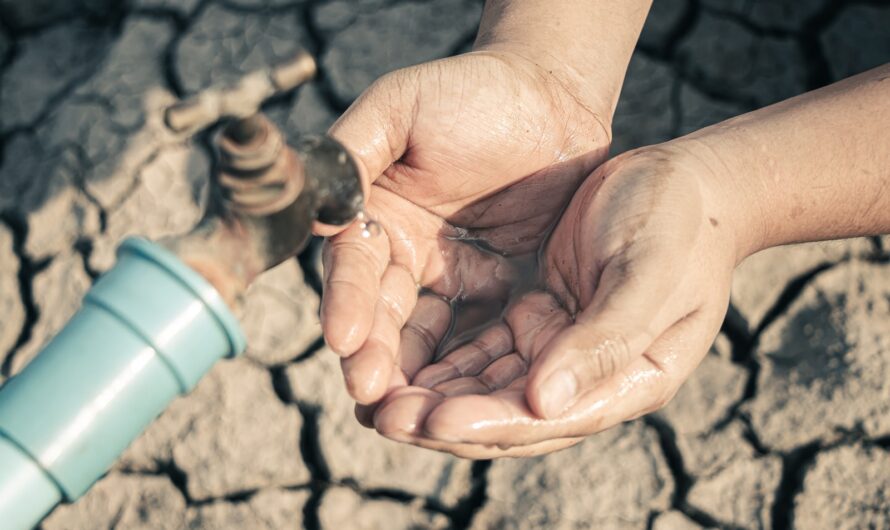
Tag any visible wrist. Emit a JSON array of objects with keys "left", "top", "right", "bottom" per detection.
[
  {"left": 668, "top": 66, "right": 890, "bottom": 257},
  {"left": 666, "top": 135, "right": 769, "bottom": 265},
  {"left": 471, "top": 41, "right": 616, "bottom": 129},
  {"left": 473, "top": 0, "right": 652, "bottom": 121}
]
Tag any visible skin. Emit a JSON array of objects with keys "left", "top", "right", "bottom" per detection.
[
  {"left": 368, "top": 64, "right": 890, "bottom": 458},
  {"left": 361, "top": 145, "right": 736, "bottom": 457},
  {"left": 322, "top": 0, "right": 653, "bottom": 406},
  {"left": 318, "top": 0, "right": 890, "bottom": 458}
]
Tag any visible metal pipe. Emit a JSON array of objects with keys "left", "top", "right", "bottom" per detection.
[{"left": 164, "top": 51, "right": 317, "bottom": 134}]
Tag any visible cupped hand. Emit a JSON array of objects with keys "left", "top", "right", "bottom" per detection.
[
  {"left": 371, "top": 144, "right": 746, "bottom": 458},
  {"left": 320, "top": 48, "right": 612, "bottom": 406}
]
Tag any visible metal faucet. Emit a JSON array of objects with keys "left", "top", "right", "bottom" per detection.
[{"left": 163, "top": 51, "right": 363, "bottom": 308}]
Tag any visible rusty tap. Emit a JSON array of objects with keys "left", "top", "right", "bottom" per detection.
[
  {"left": 160, "top": 52, "right": 364, "bottom": 309},
  {"left": 164, "top": 51, "right": 317, "bottom": 134}
]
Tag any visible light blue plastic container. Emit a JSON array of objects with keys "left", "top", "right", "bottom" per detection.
[{"left": 0, "top": 238, "right": 245, "bottom": 530}]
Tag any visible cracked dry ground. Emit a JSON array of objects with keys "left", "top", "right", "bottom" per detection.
[{"left": 0, "top": 0, "right": 888, "bottom": 528}]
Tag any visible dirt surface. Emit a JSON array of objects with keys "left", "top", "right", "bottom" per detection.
[{"left": 0, "top": 0, "right": 887, "bottom": 528}]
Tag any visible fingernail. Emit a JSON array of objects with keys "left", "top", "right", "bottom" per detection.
[{"left": 539, "top": 370, "right": 578, "bottom": 419}]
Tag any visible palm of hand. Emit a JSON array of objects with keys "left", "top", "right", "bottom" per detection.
[
  {"left": 322, "top": 51, "right": 610, "bottom": 405},
  {"left": 365, "top": 149, "right": 738, "bottom": 458},
  {"left": 324, "top": 51, "right": 737, "bottom": 458}
]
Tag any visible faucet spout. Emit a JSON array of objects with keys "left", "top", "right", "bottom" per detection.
[{"left": 162, "top": 113, "right": 363, "bottom": 309}]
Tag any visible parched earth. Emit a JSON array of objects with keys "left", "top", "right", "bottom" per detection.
[{"left": 0, "top": 0, "right": 888, "bottom": 529}]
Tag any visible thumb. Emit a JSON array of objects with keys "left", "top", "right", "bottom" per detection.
[
  {"left": 332, "top": 69, "right": 417, "bottom": 180},
  {"left": 314, "top": 71, "right": 416, "bottom": 236},
  {"left": 527, "top": 254, "right": 681, "bottom": 419}
]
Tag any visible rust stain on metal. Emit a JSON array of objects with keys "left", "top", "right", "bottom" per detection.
[
  {"left": 161, "top": 52, "right": 363, "bottom": 310},
  {"left": 164, "top": 51, "right": 317, "bottom": 134}
]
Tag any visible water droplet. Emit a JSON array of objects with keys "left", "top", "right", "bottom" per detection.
[{"left": 360, "top": 220, "right": 381, "bottom": 239}]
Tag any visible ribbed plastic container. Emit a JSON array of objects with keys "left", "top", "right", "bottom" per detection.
[{"left": 0, "top": 238, "right": 245, "bottom": 530}]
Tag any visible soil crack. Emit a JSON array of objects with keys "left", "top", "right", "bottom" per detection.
[{"left": 0, "top": 211, "right": 51, "bottom": 377}]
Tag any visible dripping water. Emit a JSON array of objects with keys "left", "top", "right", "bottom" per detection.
[{"left": 356, "top": 211, "right": 382, "bottom": 239}]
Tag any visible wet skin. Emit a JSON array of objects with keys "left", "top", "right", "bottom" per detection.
[
  {"left": 320, "top": 50, "right": 612, "bottom": 405},
  {"left": 330, "top": 145, "right": 738, "bottom": 459},
  {"left": 308, "top": 0, "right": 890, "bottom": 456},
  {"left": 316, "top": 48, "right": 624, "bottom": 458}
]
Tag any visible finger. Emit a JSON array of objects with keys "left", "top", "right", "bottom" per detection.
[
  {"left": 476, "top": 353, "right": 527, "bottom": 390},
  {"left": 314, "top": 68, "right": 419, "bottom": 238},
  {"left": 422, "top": 310, "right": 719, "bottom": 447},
  {"left": 432, "top": 377, "right": 491, "bottom": 397},
  {"left": 403, "top": 291, "right": 563, "bottom": 429},
  {"left": 413, "top": 323, "right": 513, "bottom": 388},
  {"left": 328, "top": 70, "right": 416, "bottom": 188},
  {"left": 421, "top": 386, "right": 536, "bottom": 444},
  {"left": 373, "top": 386, "right": 582, "bottom": 458},
  {"left": 353, "top": 294, "right": 452, "bottom": 426},
  {"left": 504, "top": 291, "right": 573, "bottom": 363},
  {"left": 321, "top": 222, "right": 390, "bottom": 356},
  {"left": 315, "top": 73, "right": 415, "bottom": 239},
  {"left": 354, "top": 365, "right": 412, "bottom": 429},
  {"left": 526, "top": 249, "right": 683, "bottom": 419},
  {"left": 398, "top": 294, "right": 453, "bottom": 378},
  {"left": 386, "top": 429, "right": 583, "bottom": 459},
  {"left": 431, "top": 353, "right": 527, "bottom": 397},
  {"left": 374, "top": 373, "right": 525, "bottom": 436},
  {"left": 340, "top": 264, "right": 417, "bottom": 404},
  {"left": 373, "top": 385, "right": 443, "bottom": 437}
]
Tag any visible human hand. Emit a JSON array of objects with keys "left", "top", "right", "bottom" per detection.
[
  {"left": 369, "top": 63, "right": 890, "bottom": 458},
  {"left": 321, "top": 48, "right": 612, "bottom": 406},
  {"left": 369, "top": 144, "right": 745, "bottom": 458}
]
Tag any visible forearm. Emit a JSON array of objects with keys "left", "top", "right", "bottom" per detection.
[
  {"left": 474, "top": 0, "right": 652, "bottom": 120},
  {"left": 678, "top": 64, "right": 890, "bottom": 258}
]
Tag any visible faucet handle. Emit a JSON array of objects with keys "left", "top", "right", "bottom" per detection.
[{"left": 164, "top": 51, "right": 316, "bottom": 134}]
